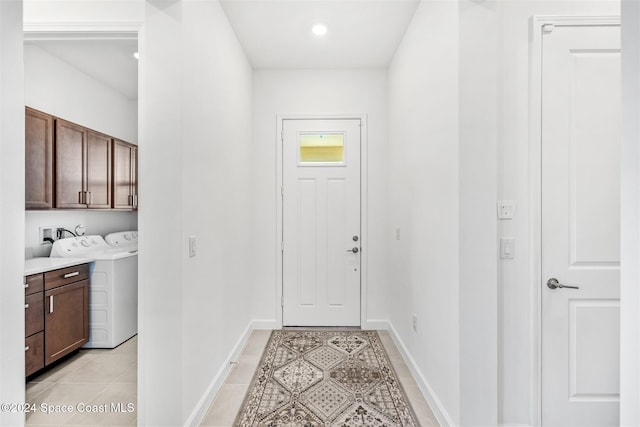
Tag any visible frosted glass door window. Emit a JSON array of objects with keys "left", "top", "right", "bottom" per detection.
[{"left": 299, "top": 133, "right": 345, "bottom": 164}]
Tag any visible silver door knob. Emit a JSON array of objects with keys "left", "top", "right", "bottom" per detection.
[
  {"left": 347, "top": 247, "right": 359, "bottom": 253},
  {"left": 547, "top": 278, "right": 579, "bottom": 290}
]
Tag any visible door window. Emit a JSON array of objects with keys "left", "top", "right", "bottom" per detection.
[{"left": 298, "top": 133, "right": 345, "bottom": 165}]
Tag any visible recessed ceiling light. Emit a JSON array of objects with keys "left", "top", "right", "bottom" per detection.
[
  {"left": 312, "top": 24, "right": 328, "bottom": 37},
  {"left": 133, "top": 52, "right": 139, "bottom": 60}
]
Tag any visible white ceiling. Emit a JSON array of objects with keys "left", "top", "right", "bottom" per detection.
[
  {"left": 220, "top": 0, "right": 420, "bottom": 69},
  {"left": 22, "top": 1, "right": 418, "bottom": 98},
  {"left": 25, "top": 38, "right": 139, "bottom": 100}
]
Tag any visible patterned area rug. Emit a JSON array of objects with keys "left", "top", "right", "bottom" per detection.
[{"left": 235, "top": 330, "right": 419, "bottom": 426}]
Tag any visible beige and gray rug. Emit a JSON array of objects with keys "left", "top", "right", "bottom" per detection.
[{"left": 235, "top": 330, "right": 419, "bottom": 426}]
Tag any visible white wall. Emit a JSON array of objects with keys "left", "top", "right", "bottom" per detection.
[
  {"left": 620, "top": 0, "right": 640, "bottom": 424},
  {"left": 459, "top": 1, "right": 499, "bottom": 424},
  {"left": 180, "top": 1, "right": 254, "bottom": 421},
  {"left": 388, "top": 1, "right": 460, "bottom": 424},
  {"left": 0, "top": 2, "right": 26, "bottom": 426},
  {"left": 497, "top": 1, "right": 619, "bottom": 425},
  {"left": 24, "top": 43, "right": 138, "bottom": 144},
  {"left": 139, "top": 1, "right": 254, "bottom": 425},
  {"left": 138, "top": 2, "right": 182, "bottom": 424},
  {"left": 251, "top": 69, "right": 389, "bottom": 326}
]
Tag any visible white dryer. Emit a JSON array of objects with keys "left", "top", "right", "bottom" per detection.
[
  {"left": 104, "top": 231, "right": 138, "bottom": 251},
  {"left": 50, "top": 235, "right": 138, "bottom": 348}
]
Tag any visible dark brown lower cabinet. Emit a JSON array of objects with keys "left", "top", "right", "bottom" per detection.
[
  {"left": 25, "top": 263, "right": 90, "bottom": 377},
  {"left": 25, "top": 293, "right": 44, "bottom": 337},
  {"left": 25, "top": 273, "right": 44, "bottom": 377},
  {"left": 44, "top": 280, "right": 89, "bottom": 366},
  {"left": 25, "top": 332, "right": 45, "bottom": 377}
]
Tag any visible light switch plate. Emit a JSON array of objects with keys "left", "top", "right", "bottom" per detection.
[
  {"left": 189, "top": 236, "right": 196, "bottom": 258},
  {"left": 500, "top": 237, "right": 515, "bottom": 259}
]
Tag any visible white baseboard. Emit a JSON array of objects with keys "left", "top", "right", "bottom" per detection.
[
  {"left": 386, "top": 321, "right": 456, "bottom": 427},
  {"left": 184, "top": 321, "right": 255, "bottom": 427},
  {"left": 251, "top": 319, "right": 279, "bottom": 329},
  {"left": 363, "top": 319, "right": 391, "bottom": 330}
]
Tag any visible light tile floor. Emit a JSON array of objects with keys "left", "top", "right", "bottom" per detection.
[
  {"left": 200, "top": 329, "right": 440, "bottom": 427},
  {"left": 25, "top": 336, "right": 137, "bottom": 427},
  {"left": 24, "top": 331, "right": 439, "bottom": 426}
]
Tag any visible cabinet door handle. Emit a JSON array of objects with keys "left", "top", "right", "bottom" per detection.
[
  {"left": 24, "top": 283, "right": 29, "bottom": 289},
  {"left": 64, "top": 271, "right": 79, "bottom": 279},
  {"left": 24, "top": 303, "right": 29, "bottom": 309},
  {"left": 25, "top": 346, "right": 30, "bottom": 352},
  {"left": 49, "top": 295, "right": 54, "bottom": 313}
]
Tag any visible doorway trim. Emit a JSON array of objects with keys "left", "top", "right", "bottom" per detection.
[
  {"left": 276, "top": 114, "right": 368, "bottom": 329},
  {"left": 529, "top": 15, "right": 621, "bottom": 426}
]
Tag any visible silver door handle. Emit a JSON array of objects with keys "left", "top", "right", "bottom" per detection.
[
  {"left": 547, "top": 278, "right": 579, "bottom": 290},
  {"left": 49, "top": 295, "right": 54, "bottom": 313},
  {"left": 64, "top": 271, "right": 79, "bottom": 278},
  {"left": 347, "top": 247, "right": 359, "bottom": 253}
]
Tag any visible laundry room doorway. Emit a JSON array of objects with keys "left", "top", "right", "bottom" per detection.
[{"left": 23, "top": 22, "right": 141, "bottom": 426}]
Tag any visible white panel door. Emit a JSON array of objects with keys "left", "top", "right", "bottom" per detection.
[
  {"left": 282, "top": 119, "right": 361, "bottom": 326},
  {"left": 541, "top": 24, "right": 621, "bottom": 426}
]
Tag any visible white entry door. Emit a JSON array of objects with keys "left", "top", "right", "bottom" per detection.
[
  {"left": 282, "top": 118, "right": 361, "bottom": 326},
  {"left": 541, "top": 23, "right": 620, "bottom": 426}
]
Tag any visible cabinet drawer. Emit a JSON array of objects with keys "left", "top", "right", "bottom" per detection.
[
  {"left": 25, "top": 292, "right": 44, "bottom": 337},
  {"left": 25, "top": 332, "right": 44, "bottom": 377},
  {"left": 44, "top": 264, "right": 89, "bottom": 290},
  {"left": 25, "top": 274, "right": 44, "bottom": 296}
]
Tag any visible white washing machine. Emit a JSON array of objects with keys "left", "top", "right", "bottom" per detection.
[{"left": 50, "top": 235, "right": 138, "bottom": 348}]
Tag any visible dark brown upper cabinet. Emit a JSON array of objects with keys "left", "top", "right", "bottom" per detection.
[
  {"left": 112, "top": 139, "right": 138, "bottom": 210},
  {"left": 55, "top": 119, "right": 112, "bottom": 209},
  {"left": 25, "top": 108, "right": 136, "bottom": 210},
  {"left": 25, "top": 107, "right": 54, "bottom": 209}
]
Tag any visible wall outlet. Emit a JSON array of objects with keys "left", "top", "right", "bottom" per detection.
[
  {"left": 39, "top": 226, "right": 58, "bottom": 244},
  {"left": 395, "top": 227, "right": 401, "bottom": 241},
  {"left": 412, "top": 313, "right": 418, "bottom": 332}
]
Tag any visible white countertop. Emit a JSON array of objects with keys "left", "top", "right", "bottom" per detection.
[{"left": 25, "top": 257, "right": 94, "bottom": 276}]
